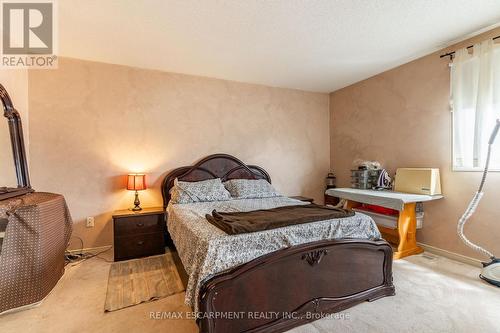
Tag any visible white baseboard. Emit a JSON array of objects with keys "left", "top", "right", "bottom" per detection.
[
  {"left": 418, "top": 242, "right": 482, "bottom": 268},
  {"left": 70, "top": 244, "right": 483, "bottom": 267},
  {"left": 66, "top": 245, "right": 113, "bottom": 254}
]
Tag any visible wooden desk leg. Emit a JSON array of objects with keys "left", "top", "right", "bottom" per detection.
[
  {"left": 393, "top": 203, "right": 423, "bottom": 259},
  {"left": 344, "top": 200, "right": 422, "bottom": 259}
]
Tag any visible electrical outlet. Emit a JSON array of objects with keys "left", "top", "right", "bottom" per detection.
[{"left": 86, "top": 216, "right": 95, "bottom": 228}]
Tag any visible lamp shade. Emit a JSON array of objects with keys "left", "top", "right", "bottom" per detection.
[{"left": 127, "top": 174, "right": 146, "bottom": 191}]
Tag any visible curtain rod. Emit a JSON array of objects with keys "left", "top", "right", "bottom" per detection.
[{"left": 440, "top": 35, "right": 500, "bottom": 59}]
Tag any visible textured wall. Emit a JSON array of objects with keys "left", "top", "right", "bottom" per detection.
[
  {"left": 0, "top": 69, "right": 28, "bottom": 187},
  {"left": 330, "top": 28, "right": 500, "bottom": 260},
  {"left": 28, "top": 58, "right": 330, "bottom": 249}
]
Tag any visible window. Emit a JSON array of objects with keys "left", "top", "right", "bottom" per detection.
[{"left": 451, "top": 39, "right": 500, "bottom": 170}]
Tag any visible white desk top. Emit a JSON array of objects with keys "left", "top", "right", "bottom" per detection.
[{"left": 326, "top": 188, "right": 443, "bottom": 211}]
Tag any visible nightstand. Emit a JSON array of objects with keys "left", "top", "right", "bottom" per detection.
[
  {"left": 289, "top": 196, "right": 314, "bottom": 203},
  {"left": 324, "top": 193, "right": 340, "bottom": 206},
  {"left": 112, "top": 207, "right": 166, "bottom": 261}
]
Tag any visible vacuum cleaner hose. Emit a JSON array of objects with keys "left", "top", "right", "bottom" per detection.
[
  {"left": 457, "top": 191, "right": 494, "bottom": 259},
  {"left": 457, "top": 121, "right": 500, "bottom": 260}
]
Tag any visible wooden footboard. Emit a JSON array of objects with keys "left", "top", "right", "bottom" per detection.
[{"left": 198, "top": 239, "right": 395, "bottom": 333}]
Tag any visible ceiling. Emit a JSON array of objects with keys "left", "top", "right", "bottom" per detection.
[{"left": 59, "top": 0, "right": 500, "bottom": 93}]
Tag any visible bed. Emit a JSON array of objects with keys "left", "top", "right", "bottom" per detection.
[{"left": 161, "top": 154, "right": 395, "bottom": 333}]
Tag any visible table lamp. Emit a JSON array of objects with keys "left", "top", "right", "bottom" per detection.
[{"left": 127, "top": 174, "right": 146, "bottom": 211}]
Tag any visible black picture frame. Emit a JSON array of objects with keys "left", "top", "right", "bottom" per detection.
[{"left": 0, "top": 84, "right": 33, "bottom": 200}]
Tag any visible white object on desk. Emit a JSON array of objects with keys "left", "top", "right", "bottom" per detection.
[{"left": 394, "top": 168, "right": 441, "bottom": 195}]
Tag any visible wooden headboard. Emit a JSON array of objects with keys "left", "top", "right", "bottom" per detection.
[{"left": 161, "top": 153, "right": 271, "bottom": 208}]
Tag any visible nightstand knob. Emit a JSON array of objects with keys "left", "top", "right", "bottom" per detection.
[
  {"left": 136, "top": 222, "right": 144, "bottom": 227},
  {"left": 137, "top": 240, "right": 145, "bottom": 246}
]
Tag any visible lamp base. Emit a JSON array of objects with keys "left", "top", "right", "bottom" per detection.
[{"left": 129, "top": 190, "right": 142, "bottom": 211}]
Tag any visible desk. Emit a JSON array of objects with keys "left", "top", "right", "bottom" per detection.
[{"left": 326, "top": 188, "right": 443, "bottom": 259}]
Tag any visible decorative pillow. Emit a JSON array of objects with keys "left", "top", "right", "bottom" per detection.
[
  {"left": 224, "top": 179, "right": 280, "bottom": 199},
  {"left": 170, "top": 178, "right": 231, "bottom": 204}
]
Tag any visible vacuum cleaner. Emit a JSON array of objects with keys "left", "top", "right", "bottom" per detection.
[{"left": 458, "top": 118, "right": 500, "bottom": 287}]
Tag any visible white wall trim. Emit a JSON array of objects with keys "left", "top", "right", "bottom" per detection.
[
  {"left": 418, "top": 242, "right": 482, "bottom": 268},
  {"left": 66, "top": 245, "right": 113, "bottom": 254},
  {"left": 68, "top": 243, "right": 484, "bottom": 267}
]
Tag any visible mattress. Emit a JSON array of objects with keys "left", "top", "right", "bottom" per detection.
[{"left": 166, "top": 196, "right": 381, "bottom": 312}]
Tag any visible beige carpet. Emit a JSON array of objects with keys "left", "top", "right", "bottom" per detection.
[
  {"left": 104, "top": 252, "right": 184, "bottom": 312},
  {"left": 289, "top": 253, "right": 500, "bottom": 333},
  {"left": 0, "top": 251, "right": 499, "bottom": 333}
]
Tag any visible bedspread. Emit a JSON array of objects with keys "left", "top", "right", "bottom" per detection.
[{"left": 166, "top": 196, "right": 381, "bottom": 312}]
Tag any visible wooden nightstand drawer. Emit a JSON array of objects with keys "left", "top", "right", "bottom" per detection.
[
  {"left": 114, "top": 214, "right": 163, "bottom": 236},
  {"left": 114, "top": 233, "right": 164, "bottom": 261}
]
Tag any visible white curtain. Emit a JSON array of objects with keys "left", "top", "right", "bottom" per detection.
[{"left": 451, "top": 39, "right": 500, "bottom": 169}]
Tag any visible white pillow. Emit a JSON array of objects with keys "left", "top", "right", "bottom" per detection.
[
  {"left": 170, "top": 178, "right": 231, "bottom": 204},
  {"left": 224, "top": 179, "right": 280, "bottom": 199}
]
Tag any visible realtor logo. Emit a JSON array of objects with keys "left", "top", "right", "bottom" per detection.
[{"left": 1, "top": 0, "right": 57, "bottom": 68}]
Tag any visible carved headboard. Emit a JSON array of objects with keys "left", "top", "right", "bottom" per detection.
[{"left": 161, "top": 153, "right": 271, "bottom": 208}]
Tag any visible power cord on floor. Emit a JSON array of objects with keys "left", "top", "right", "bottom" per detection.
[
  {"left": 66, "top": 246, "right": 114, "bottom": 267},
  {"left": 65, "top": 236, "right": 113, "bottom": 266}
]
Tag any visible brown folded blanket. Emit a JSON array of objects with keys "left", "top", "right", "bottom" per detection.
[{"left": 205, "top": 204, "right": 355, "bottom": 235}]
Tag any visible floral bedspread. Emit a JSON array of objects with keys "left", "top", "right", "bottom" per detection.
[{"left": 166, "top": 196, "right": 381, "bottom": 312}]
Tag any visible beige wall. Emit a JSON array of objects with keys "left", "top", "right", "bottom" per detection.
[
  {"left": 330, "top": 28, "right": 500, "bottom": 260},
  {"left": 28, "top": 58, "right": 330, "bottom": 249},
  {"left": 0, "top": 69, "right": 29, "bottom": 187}
]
